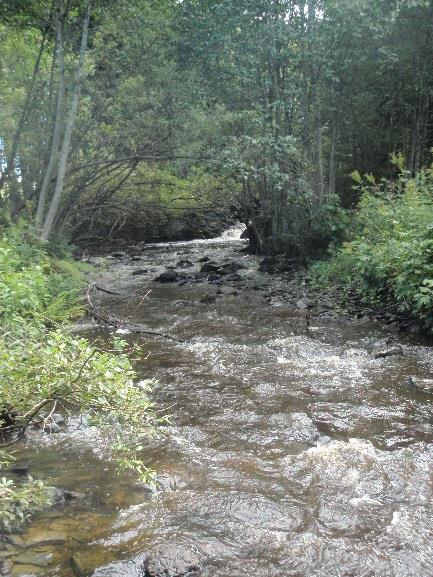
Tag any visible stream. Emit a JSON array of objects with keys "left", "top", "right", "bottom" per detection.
[{"left": 3, "top": 227, "right": 433, "bottom": 577}]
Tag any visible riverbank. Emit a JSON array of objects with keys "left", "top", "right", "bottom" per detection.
[
  {"left": 84, "top": 237, "right": 426, "bottom": 339},
  {"left": 0, "top": 227, "right": 158, "bottom": 576}
]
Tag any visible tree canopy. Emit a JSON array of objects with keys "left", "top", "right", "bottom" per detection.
[{"left": 0, "top": 0, "right": 432, "bottom": 253}]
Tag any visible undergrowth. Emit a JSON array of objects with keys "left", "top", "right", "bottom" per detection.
[
  {"left": 311, "top": 158, "right": 433, "bottom": 332},
  {"left": 0, "top": 225, "right": 159, "bottom": 533}
]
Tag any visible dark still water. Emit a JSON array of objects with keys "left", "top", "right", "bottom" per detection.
[{"left": 4, "top": 228, "right": 433, "bottom": 577}]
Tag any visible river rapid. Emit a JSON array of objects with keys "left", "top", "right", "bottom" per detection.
[{"left": 3, "top": 228, "right": 433, "bottom": 577}]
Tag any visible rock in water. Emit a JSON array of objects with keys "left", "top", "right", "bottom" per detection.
[
  {"left": 225, "top": 273, "right": 243, "bottom": 282},
  {"left": 154, "top": 270, "right": 178, "bottom": 283},
  {"left": 207, "top": 273, "right": 221, "bottom": 282},
  {"left": 404, "top": 376, "right": 433, "bottom": 393},
  {"left": 199, "top": 294, "right": 216, "bottom": 304},
  {"left": 222, "top": 261, "right": 245, "bottom": 273},
  {"left": 15, "top": 552, "right": 53, "bottom": 567},
  {"left": 9, "top": 463, "right": 29, "bottom": 476},
  {"left": 142, "top": 545, "right": 201, "bottom": 577},
  {"left": 373, "top": 345, "right": 403, "bottom": 359},
  {"left": 200, "top": 263, "right": 220, "bottom": 273},
  {"left": 176, "top": 260, "right": 193, "bottom": 268},
  {"left": 296, "top": 297, "right": 315, "bottom": 310},
  {"left": 132, "top": 269, "right": 148, "bottom": 276}
]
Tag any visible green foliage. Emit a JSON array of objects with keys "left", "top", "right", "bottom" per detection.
[
  {"left": 0, "top": 327, "right": 157, "bottom": 437},
  {"left": 311, "top": 164, "right": 433, "bottom": 330},
  {"left": 74, "top": 165, "right": 237, "bottom": 243},
  {"left": 0, "top": 473, "right": 54, "bottom": 534},
  {"left": 0, "top": 225, "right": 83, "bottom": 325},
  {"left": 0, "top": 447, "right": 53, "bottom": 534},
  {"left": 0, "top": 226, "right": 160, "bottom": 531}
]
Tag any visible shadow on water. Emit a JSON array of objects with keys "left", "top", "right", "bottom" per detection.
[{"left": 4, "top": 226, "right": 433, "bottom": 577}]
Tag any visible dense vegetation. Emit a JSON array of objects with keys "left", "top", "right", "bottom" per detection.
[
  {"left": 312, "top": 160, "right": 433, "bottom": 332},
  {"left": 1, "top": 0, "right": 432, "bottom": 252},
  {"left": 0, "top": 228, "right": 158, "bottom": 532}
]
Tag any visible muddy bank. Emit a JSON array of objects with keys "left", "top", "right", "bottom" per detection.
[{"left": 3, "top": 228, "right": 433, "bottom": 577}]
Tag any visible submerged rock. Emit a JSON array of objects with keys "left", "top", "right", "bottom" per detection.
[
  {"left": 24, "top": 529, "right": 68, "bottom": 547},
  {"left": 370, "top": 337, "right": 393, "bottom": 349},
  {"left": 373, "top": 345, "right": 403, "bottom": 359},
  {"left": 224, "top": 273, "right": 243, "bottom": 282},
  {"left": 404, "top": 376, "right": 433, "bottom": 394},
  {"left": 176, "top": 260, "right": 193, "bottom": 268},
  {"left": 207, "top": 273, "right": 221, "bottom": 282},
  {"left": 200, "top": 262, "right": 220, "bottom": 273},
  {"left": 86, "top": 257, "right": 104, "bottom": 267},
  {"left": 143, "top": 544, "right": 201, "bottom": 577},
  {"left": 92, "top": 559, "right": 143, "bottom": 577},
  {"left": 15, "top": 552, "right": 53, "bottom": 567},
  {"left": 222, "top": 261, "right": 245, "bottom": 273},
  {"left": 111, "top": 251, "right": 126, "bottom": 258},
  {"left": 154, "top": 270, "right": 178, "bottom": 283},
  {"left": 216, "top": 287, "right": 239, "bottom": 296},
  {"left": 199, "top": 294, "right": 217, "bottom": 304},
  {"left": 11, "top": 563, "right": 45, "bottom": 576},
  {"left": 132, "top": 269, "right": 148, "bottom": 276},
  {"left": 9, "top": 463, "right": 30, "bottom": 476},
  {"left": 51, "top": 487, "right": 84, "bottom": 504}
]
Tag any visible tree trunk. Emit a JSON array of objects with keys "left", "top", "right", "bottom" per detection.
[
  {"left": 41, "top": 0, "right": 91, "bottom": 241},
  {"left": 328, "top": 111, "right": 338, "bottom": 197},
  {"left": 35, "top": 7, "right": 65, "bottom": 231},
  {"left": 312, "top": 78, "right": 324, "bottom": 207}
]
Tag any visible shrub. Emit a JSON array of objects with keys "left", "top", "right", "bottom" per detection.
[
  {"left": 311, "top": 162, "right": 433, "bottom": 331},
  {"left": 0, "top": 468, "right": 54, "bottom": 534},
  {"left": 0, "top": 225, "right": 83, "bottom": 325},
  {"left": 0, "top": 226, "right": 160, "bottom": 531}
]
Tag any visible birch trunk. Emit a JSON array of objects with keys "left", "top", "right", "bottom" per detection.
[
  {"left": 41, "top": 0, "right": 91, "bottom": 241},
  {"left": 35, "top": 7, "right": 65, "bottom": 231}
]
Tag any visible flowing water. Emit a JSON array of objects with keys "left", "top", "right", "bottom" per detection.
[{"left": 4, "top": 228, "right": 433, "bottom": 577}]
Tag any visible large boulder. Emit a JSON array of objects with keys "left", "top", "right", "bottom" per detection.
[{"left": 154, "top": 270, "right": 178, "bottom": 283}]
